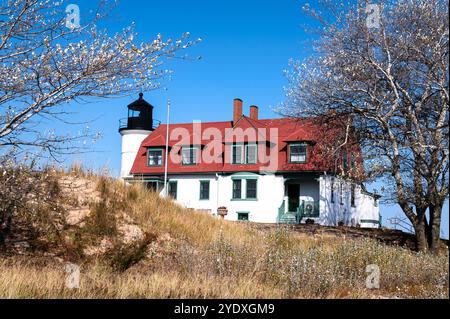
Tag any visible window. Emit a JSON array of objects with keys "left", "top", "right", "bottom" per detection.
[
  {"left": 232, "top": 144, "right": 244, "bottom": 164},
  {"left": 199, "top": 180, "right": 210, "bottom": 200},
  {"left": 231, "top": 176, "right": 259, "bottom": 200},
  {"left": 246, "top": 144, "right": 257, "bottom": 164},
  {"left": 182, "top": 147, "right": 198, "bottom": 165},
  {"left": 148, "top": 149, "right": 163, "bottom": 166},
  {"left": 343, "top": 150, "right": 348, "bottom": 172},
  {"left": 246, "top": 179, "right": 257, "bottom": 199},
  {"left": 331, "top": 178, "right": 335, "bottom": 203},
  {"left": 340, "top": 182, "right": 344, "bottom": 205},
  {"left": 168, "top": 181, "right": 177, "bottom": 199},
  {"left": 232, "top": 144, "right": 257, "bottom": 164},
  {"left": 232, "top": 179, "right": 242, "bottom": 199},
  {"left": 289, "top": 144, "right": 307, "bottom": 163},
  {"left": 128, "top": 109, "right": 141, "bottom": 118},
  {"left": 374, "top": 198, "right": 378, "bottom": 207},
  {"left": 351, "top": 184, "right": 356, "bottom": 207},
  {"left": 237, "top": 212, "right": 249, "bottom": 221},
  {"left": 350, "top": 153, "right": 356, "bottom": 170},
  {"left": 145, "top": 181, "right": 160, "bottom": 191}
]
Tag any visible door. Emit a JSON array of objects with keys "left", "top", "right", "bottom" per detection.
[{"left": 287, "top": 184, "right": 300, "bottom": 212}]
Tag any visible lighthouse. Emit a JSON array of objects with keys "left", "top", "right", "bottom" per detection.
[{"left": 119, "top": 93, "right": 159, "bottom": 179}]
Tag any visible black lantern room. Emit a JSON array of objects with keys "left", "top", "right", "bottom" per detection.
[{"left": 119, "top": 93, "right": 159, "bottom": 132}]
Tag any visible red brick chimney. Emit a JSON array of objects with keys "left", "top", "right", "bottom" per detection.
[
  {"left": 250, "top": 105, "right": 259, "bottom": 121},
  {"left": 233, "top": 98, "right": 243, "bottom": 124}
]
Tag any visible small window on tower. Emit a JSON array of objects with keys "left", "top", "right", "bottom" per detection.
[{"left": 129, "top": 109, "right": 141, "bottom": 118}]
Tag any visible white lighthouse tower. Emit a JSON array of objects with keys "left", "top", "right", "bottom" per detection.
[{"left": 119, "top": 93, "right": 158, "bottom": 179}]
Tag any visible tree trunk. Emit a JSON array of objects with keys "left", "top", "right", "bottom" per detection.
[
  {"left": 413, "top": 222, "right": 429, "bottom": 252},
  {"left": 429, "top": 203, "right": 443, "bottom": 254}
]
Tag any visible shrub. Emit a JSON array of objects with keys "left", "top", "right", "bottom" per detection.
[
  {"left": 106, "top": 232, "right": 157, "bottom": 272},
  {"left": 0, "top": 156, "right": 65, "bottom": 246},
  {"left": 83, "top": 176, "right": 128, "bottom": 238}
]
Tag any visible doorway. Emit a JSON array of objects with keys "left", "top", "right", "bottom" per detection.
[{"left": 287, "top": 184, "right": 300, "bottom": 212}]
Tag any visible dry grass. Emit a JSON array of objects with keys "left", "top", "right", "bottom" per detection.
[
  {"left": 0, "top": 172, "right": 448, "bottom": 299},
  {"left": 0, "top": 259, "right": 283, "bottom": 298}
]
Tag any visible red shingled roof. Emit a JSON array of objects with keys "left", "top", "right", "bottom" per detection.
[{"left": 130, "top": 115, "right": 359, "bottom": 176}]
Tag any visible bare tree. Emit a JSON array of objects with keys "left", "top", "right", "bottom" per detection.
[
  {"left": 0, "top": 0, "right": 199, "bottom": 158},
  {"left": 281, "top": 0, "right": 448, "bottom": 252},
  {"left": 0, "top": 0, "right": 199, "bottom": 246}
]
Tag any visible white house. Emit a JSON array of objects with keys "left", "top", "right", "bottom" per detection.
[{"left": 119, "top": 95, "right": 381, "bottom": 228}]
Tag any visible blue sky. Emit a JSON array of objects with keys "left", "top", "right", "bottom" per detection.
[{"left": 51, "top": 0, "right": 448, "bottom": 238}]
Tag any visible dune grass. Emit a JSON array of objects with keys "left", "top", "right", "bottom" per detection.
[{"left": 0, "top": 173, "right": 448, "bottom": 299}]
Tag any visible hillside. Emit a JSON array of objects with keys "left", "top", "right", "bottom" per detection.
[{"left": 0, "top": 171, "right": 448, "bottom": 299}]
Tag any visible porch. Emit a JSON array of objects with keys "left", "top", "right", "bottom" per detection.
[{"left": 277, "top": 176, "right": 321, "bottom": 224}]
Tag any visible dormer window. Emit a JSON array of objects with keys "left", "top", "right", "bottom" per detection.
[
  {"left": 182, "top": 146, "right": 199, "bottom": 165},
  {"left": 289, "top": 143, "right": 307, "bottom": 163},
  {"left": 246, "top": 144, "right": 257, "bottom": 164},
  {"left": 147, "top": 149, "right": 163, "bottom": 167},
  {"left": 232, "top": 144, "right": 243, "bottom": 164},
  {"left": 232, "top": 143, "right": 257, "bottom": 164}
]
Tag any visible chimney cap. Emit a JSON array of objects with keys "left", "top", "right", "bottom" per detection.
[
  {"left": 234, "top": 98, "right": 243, "bottom": 102},
  {"left": 250, "top": 105, "right": 258, "bottom": 108}
]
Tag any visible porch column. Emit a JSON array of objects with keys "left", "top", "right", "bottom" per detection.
[
  {"left": 319, "top": 176, "right": 326, "bottom": 224},
  {"left": 284, "top": 196, "right": 289, "bottom": 213}
]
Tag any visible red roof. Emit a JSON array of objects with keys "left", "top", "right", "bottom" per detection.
[
  {"left": 283, "top": 127, "right": 315, "bottom": 142},
  {"left": 130, "top": 115, "right": 361, "bottom": 176}
]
